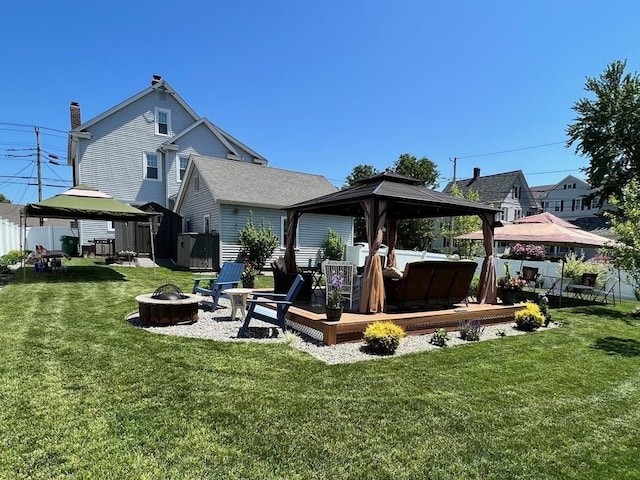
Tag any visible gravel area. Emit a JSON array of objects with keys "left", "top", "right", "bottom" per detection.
[{"left": 128, "top": 298, "right": 561, "bottom": 365}]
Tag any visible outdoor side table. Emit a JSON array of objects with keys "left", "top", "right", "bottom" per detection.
[
  {"left": 298, "top": 266, "right": 323, "bottom": 300},
  {"left": 222, "top": 288, "right": 254, "bottom": 320}
]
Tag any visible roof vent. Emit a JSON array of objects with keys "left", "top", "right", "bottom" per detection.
[{"left": 151, "top": 74, "right": 162, "bottom": 86}]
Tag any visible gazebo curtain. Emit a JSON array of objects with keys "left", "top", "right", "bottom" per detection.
[
  {"left": 386, "top": 219, "right": 398, "bottom": 269},
  {"left": 477, "top": 212, "right": 497, "bottom": 304},
  {"left": 359, "top": 198, "right": 387, "bottom": 313},
  {"left": 284, "top": 211, "right": 301, "bottom": 273}
]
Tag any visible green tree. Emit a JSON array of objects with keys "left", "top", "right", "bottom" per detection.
[
  {"left": 392, "top": 153, "right": 439, "bottom": 188},
  {"left": 322, "top": 228, "right": 345, "bottom": 260},
  {"left": 344, "top": 164, "right": 379, "bottom": 188},
  {"left": 439, "top": 184, "right": 483, "bottom": 258},
  {"left": 238, "top": 212, "right": 279, "bottom": 272},
  {"left": 567, "top": 60, "right": 640, "bottom": 205},
  {"left": 0, "top": 193, "right": 11, "bottom": 203},
  {"left": 392, "top": 154, "right": 440, "bottom": 249},
  {"left": 604, "top": 179, "right": 640, "bottom": 300}
]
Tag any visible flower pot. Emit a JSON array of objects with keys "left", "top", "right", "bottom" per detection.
[
  {"left": 325, "top": 306, "right": 343, "bottom": 322},
  {"left": 499, "top": 288, "right": 517, "bottom": 305},
  {"left": 242, "top": 278, "right": 255, "bottom": 288}
]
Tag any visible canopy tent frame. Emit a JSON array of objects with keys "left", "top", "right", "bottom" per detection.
[
  {"left": 20, "top": 184, "right": 160, "bottom": 279},
  {"left": 284, "top": 172, "right": 502, "bottom": 313}
]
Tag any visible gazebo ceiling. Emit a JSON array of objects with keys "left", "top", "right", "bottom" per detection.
[{"left": 286, "top": 171, "right": 500, "bottom": 220}]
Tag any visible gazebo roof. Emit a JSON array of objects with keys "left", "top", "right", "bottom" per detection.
[{"left": 286, "top": 172, "right": 500, "bottom": 219}]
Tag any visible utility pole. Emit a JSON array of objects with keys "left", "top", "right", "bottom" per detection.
[{"left": 35, "top": 126, "right": 43, "bottom": 226}]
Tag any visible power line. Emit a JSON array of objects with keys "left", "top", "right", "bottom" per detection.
[
  {"left": 0, "top": 121, "right": 68, "bottom": 134},
  {"left": 455, "top": 141, "right": 566, "bottom": 160}
]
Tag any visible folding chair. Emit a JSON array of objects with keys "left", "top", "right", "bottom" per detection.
[
  {"left": 192, "top": 262, "right": 244, "bottom": 311},
  {"left": 591, "top": 276, "right": 618, "bottom": 305}
]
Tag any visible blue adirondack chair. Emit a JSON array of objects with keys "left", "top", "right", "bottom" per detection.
[
  {"left": 238, "top": 274, "right": 304, "bottom": 336},
  {"left": 192, "top": 262, "right": 244, "bottom": 311}
]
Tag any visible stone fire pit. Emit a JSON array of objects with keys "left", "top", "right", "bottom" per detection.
[{"left": 136, "top": 283, "right": 200, "bottom": 325}]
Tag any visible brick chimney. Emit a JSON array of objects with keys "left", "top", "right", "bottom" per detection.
[
  {"left": 70, "top": 102, "right": 81, "bottom": 129},
  {"left": 473, "top": 167, "right": 481, "bottom": 180},
  {"left": 151, "top": 74, "right": 162, "bottom": 86}
]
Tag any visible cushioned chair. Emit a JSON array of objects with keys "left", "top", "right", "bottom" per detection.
[
  {"left": 271, "top": 260, "right": 313, "bottom": 301},
  {"left": 192, "top": 262, "right": 244, "bottom": 311},
  {"left": 384, "top": 260, "right": 477, "bottom": 311},
  {"left": 238, "top": 274, "right": 304, "bottom": 335}
]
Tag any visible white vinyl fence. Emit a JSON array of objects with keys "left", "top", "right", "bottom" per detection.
[
  {"left": 0, "top": 219, "right": 76, "bottom": 257},
  {"left": 0, "top": 218, "right": 21, "bottom": 256}
]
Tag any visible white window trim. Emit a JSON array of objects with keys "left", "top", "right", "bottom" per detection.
[
  {"left": 177, "top": 156, "right": 188, "bottom": 183},
  {"left": 107, "top": 221, "right": 115, "bottom": 232},
  {"left": 143, "top": 152, "right": 162, "bottom": 182},
  {"left": 281, "top": 216, "right": 299, "bottom": 249},
  {"left": 154, "top": 107, "right": 171, "bottom": 136},
  {"left": 203, "top": 214, "right": 211, "bottom": 233}
]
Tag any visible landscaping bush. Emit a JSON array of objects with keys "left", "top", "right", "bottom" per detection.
[
  {"left": 430, "top": 328, "right": 450, "bottom": 347},
  {"left": 468, "top": 276, "right": 480, "bottom": 299},
  {"left": 458, "top": 320, "right": 485, "bottom": 341},
  {"left": 322, "top": 228, "right": 344, "bottom": 261},
  {"left": 514, "top": 302, "right": 546, "bottom": 331},
  {"left": 363, "top": 321, "right": 406, "bottom": 355},
  {"left": 238, "top": 212, "right": 280, "bottom": 272},
  {"left": 561, "top": 252, "right": 608, "bottom": 284}
]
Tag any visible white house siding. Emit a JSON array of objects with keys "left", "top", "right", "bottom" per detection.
[
  {"left": 75, "top": 90, "right": 199, "bottom": 245},
  {"left": 167, "top": 125, "right": 236, "bottom": 198},
  {"left": 540, "top": 176, "right": 597, "bottom": 220},
  {"left": 219, "top": 205, "right": 353, "bottom": 264},
  {"left": 178, "top": 176, "right": 219, "bottom": 234}
]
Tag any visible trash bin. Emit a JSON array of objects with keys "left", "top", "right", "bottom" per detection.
[{"left": 60, "top": 235, "right": 79, "bottom": 257}]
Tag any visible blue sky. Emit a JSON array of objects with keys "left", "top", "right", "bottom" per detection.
[{"left": 0, "top": 0, "right": 638, "bottom": 204}]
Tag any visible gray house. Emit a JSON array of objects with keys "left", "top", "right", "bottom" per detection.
[
  {"left": 175, "top": 154, "right": 354, "bottom": 266},
  {"left": 67, "top": 75, "right": 267, "bottom": 247}
]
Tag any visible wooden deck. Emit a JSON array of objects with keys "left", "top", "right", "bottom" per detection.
[{"left": 285, "top": 302, "right": 523, "bottom": 345}]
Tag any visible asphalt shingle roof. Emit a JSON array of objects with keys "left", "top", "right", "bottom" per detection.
[
  {"left": 191, "top": 155, "right": 338, "bottom": 208},
  {"left": 443, "top": 170, "right": 522, "bottom": 203}
]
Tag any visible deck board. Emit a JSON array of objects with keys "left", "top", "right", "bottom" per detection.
[{"left": 285, "top": 302, "right": 523, "bottom": 345}]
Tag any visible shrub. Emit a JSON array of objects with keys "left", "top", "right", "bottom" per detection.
[
  {"left": 468, "top": 276, "right": 480, "bottom": 299},
  {"left": 363, "top": 321, "right": 406, "bottom": 355},
  {"left": 430, "top": 328, "right": 450, "bottom": 347},
  {"left": 458, "top": 320, "right": 485, "bottom": 342},
  {"left": 322, "top": 228, "right": 344, "bottom": 261},
  {"left": 238, "top": 212, "right": 280, "bottom": 272},
  {"left": 514, "top": 302, "right": 545, "bottom": 331},
  {"left": 561, "top": 252, "right": 607, "bottom": 284}
]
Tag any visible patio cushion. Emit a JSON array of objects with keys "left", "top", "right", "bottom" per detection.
[{"left": 384, "top": 260, "right": 478, "bottom": 311}]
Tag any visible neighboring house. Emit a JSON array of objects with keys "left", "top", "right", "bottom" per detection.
[
  {"left": 67, "top": 75, "right": 267, "bottom": 248},
  {"left": 174, "top": 155, "right": 353, "bottom": 266},
  {"left": 531, "top": 174, "right": 618, "bottom": 253},
  {"left": 437, "top": 168, "right": 539, "bottom": 251}
]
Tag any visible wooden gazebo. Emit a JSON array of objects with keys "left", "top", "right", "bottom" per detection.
[{"left": 284, "top": 172, "right": 501, "bottom": 313}]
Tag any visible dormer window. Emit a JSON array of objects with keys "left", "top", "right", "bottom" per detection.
[{"left": 155, "top": 107, "right": 171, "bottom": 136}]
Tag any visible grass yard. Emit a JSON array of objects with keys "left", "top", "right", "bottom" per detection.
[{"left": 1, "top": 259, "right": 639, "bottom": 479}]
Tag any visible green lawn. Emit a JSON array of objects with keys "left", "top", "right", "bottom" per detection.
[{"left": 1, "top": 259, "right": 639, "bottom": 479}]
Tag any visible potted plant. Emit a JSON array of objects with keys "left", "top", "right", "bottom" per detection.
[
  {"left": 241, "top": 261, "right": 258, "bottom": 288},
  {"left": 497, "top": 262, "right": 526, "bottom": 305},
  {"left": 325, "top": 272, "right": 345, "bottom": 321}
]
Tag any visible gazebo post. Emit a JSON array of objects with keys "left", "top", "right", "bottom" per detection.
[
  {"left": 359, "top": 198, "right": 387, "bottom": 313},
  {"left": 284, "top": 210, "right": 301, "bottom": 274},
  {"left": 477, "top": 212, "right": 498, "bottom": 304}
]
